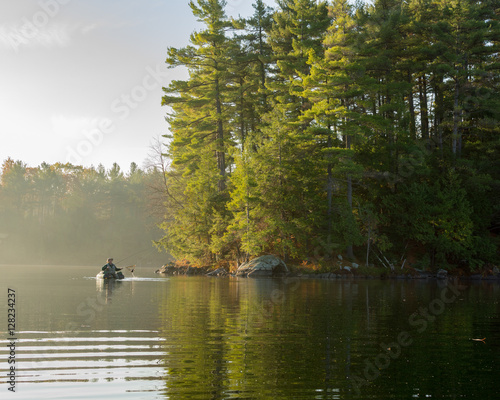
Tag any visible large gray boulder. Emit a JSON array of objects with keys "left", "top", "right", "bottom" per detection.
[
  {"left": 436, "top": 268, "right": 448, "bottom": 279},
  {"left": 235, "top": 255, "right": 288, "bottom": 277}
]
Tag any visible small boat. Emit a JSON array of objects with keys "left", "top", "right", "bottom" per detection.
[{"left": 96, "top": 270, "right": 125, "bottom": 280}]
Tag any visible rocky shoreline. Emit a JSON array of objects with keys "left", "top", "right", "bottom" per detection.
[
  {"left": 300, "top": 269, "right": 500, "bottom": 281},
  {"left": 155, "top": 258, "right": 500, "bottom": 282}
]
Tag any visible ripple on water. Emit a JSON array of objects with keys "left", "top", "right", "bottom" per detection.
[{"left": 0, "top": 330, "right": 166, "bottom": 400}]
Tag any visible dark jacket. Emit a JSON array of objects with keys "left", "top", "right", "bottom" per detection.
[{"left": 102, "top": 263, "right": 122, "bottom": 272}]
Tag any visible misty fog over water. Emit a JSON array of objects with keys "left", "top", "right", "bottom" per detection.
[{"left": 0, "top": 160, "right": 170, "bottom": 267}]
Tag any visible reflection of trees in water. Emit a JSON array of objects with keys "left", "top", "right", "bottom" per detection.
[
  {"left": 157, "top": 278, "right": 347, "bottom": 398},
  {"left": 155, "top": 278, "right": 500, "bottom": 398}
]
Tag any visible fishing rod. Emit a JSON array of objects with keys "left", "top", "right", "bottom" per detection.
[
  {"left": 114, "top": 246, "right": 156, "bottom": 273},
  {"left": 115, "top": 247, "right": 152, "bottom": 264}
]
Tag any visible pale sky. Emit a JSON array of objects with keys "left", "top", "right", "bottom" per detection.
[{"left": 0, "top": 0, "right": 273, "bottom": 172}]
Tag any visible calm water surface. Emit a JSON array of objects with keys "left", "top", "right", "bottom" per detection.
[{"left": 1, "top": 265, "right": 499, "bottom": 399}]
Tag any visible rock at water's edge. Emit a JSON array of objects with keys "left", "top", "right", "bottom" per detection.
[
  {"left": 155, "top": 262, "right": 207, "bottom": 275},
  {"left": 236, "top": 255, "right": 288, "bottom": 278},
  {"left": 436, "top": 268, "right": 448, "bottom": 279},
  {"left": 206, "top": 268, "right": 229, "bottom": 277}
]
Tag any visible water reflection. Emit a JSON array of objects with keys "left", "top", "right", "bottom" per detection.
[
  {"left": 96, "top": 278, "right": 124, "bottom": 304},
  {"left": 0, "top": 330, "right": 165, "bottom": 399},
  {"left": 155, "top": 277, "right": 500, "bottom": 400},
  {"left": 1, "top": 266, "right": 499, "bottom": 399}
]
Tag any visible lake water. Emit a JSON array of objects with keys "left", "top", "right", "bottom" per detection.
[{"left": 0, "top": 265, "right": 499, "bottom": 399}]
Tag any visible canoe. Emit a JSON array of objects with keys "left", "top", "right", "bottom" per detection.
[{"left": 96, "top": 271, "right": 125, "bottom": 280}]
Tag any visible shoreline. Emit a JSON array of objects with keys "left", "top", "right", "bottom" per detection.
[
  {"left": 291, "top": 271, "right": 500, "bottom": 282},
  {"left": 155, "top": 262, "right": 500, "bottom": 282}
]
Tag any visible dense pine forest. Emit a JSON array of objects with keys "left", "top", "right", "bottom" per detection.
[
  {"left": 158, "top": 0, "right": 500, "bottom": 271},
  {"left": 0, "top": 158, "right": 167, "bottom": 265}
]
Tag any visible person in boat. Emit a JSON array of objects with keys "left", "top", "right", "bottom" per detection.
[{"left": 102, "top": 258, "right": 122, "bottom": 278}]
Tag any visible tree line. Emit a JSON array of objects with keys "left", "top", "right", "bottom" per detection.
[
  {"left": 159, "top": 0, "right": 500, "bottom": 270},
  {"left": 0, "top": 158, "right": 168, "bottom": 266}
]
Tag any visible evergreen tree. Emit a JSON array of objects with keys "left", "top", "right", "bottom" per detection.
[
  {"left": 161, "top": 0, "right": 238, "bottom": 262},
  {"left": 155, "top": 0, "right": 500, "bottom": 270},
  {"left": 267, "top": 0, "right": 331, "bottom": 116},
  {"left": 302, "top": 0, "right": 365, "bottom": 258}
]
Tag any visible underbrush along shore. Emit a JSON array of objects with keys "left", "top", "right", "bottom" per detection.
[{"left": 155, "top": 260, "right": 500, "bottom": 281}]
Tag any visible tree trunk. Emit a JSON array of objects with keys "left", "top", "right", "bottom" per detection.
[
  {"left": 346, "top": 133, "right": 354, "bottom": 260},
  {"left": 214, "top": 73, "right": 226, "bottom": 191},
  {"left": 326, "top": 122, "right": 335, "bottom": 242},
  {"left": 366, "top": 226, "right": 371, "bottom": 268},
  {"left": 239, "top": 77, "right": 246, "bottom": 151},
  {"left": 419, "top": 75, "right": 429, "bottom": 141},
  {"left": 408, "top": 71, "right": 416, "bottom": 140},
  {"left": 259, "top": 25, "right": 267, "bottom": 107},
  {"left": 433, "top": 76, "right": 444, "bottom": 157},
  {"left": 452, "top": 76, "right": 460, "bottom": 157}
]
